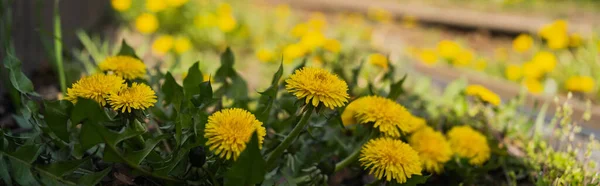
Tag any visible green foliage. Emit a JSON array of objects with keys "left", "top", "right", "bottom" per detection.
[{"left": 225, "top": 133, "right": 266, "bottom": 185}]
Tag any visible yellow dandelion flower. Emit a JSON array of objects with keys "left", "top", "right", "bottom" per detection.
[
  {"left": 409, "top": 127, "right": 452, "bottom": 174},
  {"left": 283, "top": 43, "right": 307, "bottom": 63},
  {"left": 66, "top": 74, "right": 125, "bottom": 106},
  {"left": 342, "top": 96, "right": 414, "bottom": 137},
  {"left": 569, "top": 33, "right": 583, "bottom": 48},
  {"left": 360, "top": 138, "right": 422, "bottom": 183},
  {"left": 465, "top": 85, "right": 501, "bottom": 106},
  {"left": 453, "top": 49, "right": 473, "bottom": 67},
  {"left": 324, "top": 39, "right": 341, "bottom": 53},
  {"left": 204, "top": 108, "right": 266, "bottom": 160},
  {"left": 406, "top": 116, "right": 427, "bottom": 133},
  {"left": 166, "top": 0, "right": 188, "bottom": 8},
  {"left": 146, "top": 0, "right": 167, "bottom": 12},
  {"left": 368, "top": 53, "right": 388, "bottom": 70},
  {"left": 447, "top": 125, "right": 490, "bottom": 166},
  {"left": 307, "top": 12, "right": 327, "bottom": 30},
  {"left": 532, "top": 51, "right": 557, "bottom": 73},
  {"left": 522, "top": 61, "right": 545, "bottom": 79},
  {"left": 194, "top": 13, "right": 217, "bottom": 28},
  {"left": 539, "top": 20, "right": 569, "bottom": 50},
  {"left": 418, "top": 49, "right": 438, "bottom": 65},
  {"left": 524, "top": 78, "right": 543, "bottom": 94},
  {"left": 300, "top": 30, "right": 326, "bottom": 51},
  {"left": 152, "top": 35, "right": 174, "bottom": 55},
  {"left": 256, "top": 48, "right": 274, "bottom": 63},
  {"left": 367, "top": 7, "right": 392, "bottom": 23},
  {"left": 512, "top": 34, "right": 533, "bottom": 53},
  {"left": 565, "top": 76, "right": 595, "bottom": 93},
  {"left": 174, "top": 36, "right": 192, "bottom": 54},
  {"left": 135, "top": 13, "right": 159, "bottom": 34},
  {"left": 111, "top": 0, "right": 131, "bottom": 12},
  {"left": 505, "top": 64, "right": 523, "bottom": 81},
  {"left": 285, "top": 67, "right": 349, "bottom": 109},
  {"left": 99, "top": 56, "right": 147, "bottom": 80},
  {"left": 291, "top": 23, "right": 308, "bottom": 38},
  {"left": 437, "top": 40, "right": 461, "bottom": 60},
  {"left": 108, "top": 83, "right": 157, "bottom": 113},
  {"left": 217, "top": 14, "right": 237, "bottom": 32}
]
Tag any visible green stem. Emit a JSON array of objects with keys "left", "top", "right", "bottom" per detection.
[
  {"left": 53, "top": 0, "right": 66, "bottom": 95},
  {"left": 266, "top": 106, "right": 314, "bottom": 170},
  {"left": 334, "top": 129, "right": 377, "bottom": 172}
]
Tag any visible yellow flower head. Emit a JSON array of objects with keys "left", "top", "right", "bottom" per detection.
[
  {"left": 135, "top": 13, "right": 159, "bottom": 34},
  {"left": 291, "top": 23, "right": 308, "bottom": 38},
  {"left": 146, "top": 0, "right": 167, "bottom": 12},
  {"left": 174, "top": 36, "right": 192, "bottom": 54},
  {"left": 307, "top": 12, "right": 327, "bottom": 30},
  {"left": 66, "top": 74, "right": 126, "bottom": 106},
  {"left": 300, "top": 30, "right": 326, "bottom": 51},
  {"left": 204, "top": 108, "right": 266, "bottom": 160},
  {"left": 512, "top": 34, "right": 533, "bottom": 53},
  {"left": 285, "top": 67, "right": 349, "bottom": 109},
  {"left": 539, "top": 20, "right": 569, "bottom": 50},
  {"left": 152, "top": 35, "right": 174, "bottom": 55},
  {"left": 418, "top": 48, "right": 438, "bottom": 65},
  {"left": 111, "top": 0, "right": 131, "bottom": 12},
  {"left": 522, "top": 61, "right": 544, "bottom": 79},
  {"left": 99, "top": 56, "right": 147, "bottom": 80},
  {"left": 108, "top": 83, "right": 157, "bottom": 113},
  {"left": 216, "top": 13, "right": 237, "bottom": 33},
  {"left": 409, "top": 127, "right": 452, "bottom": 174},
  {"left": 505, "top": 64, "right": 523, "bottom": 81},
  {"left": 447, "top": 125, "right": 490, "bottom": 166},
  {"left": 166, "top": 0, "right": 188, "bottom": 8},
  {"left": 532, "top": 51, "right": 557, "bottom": 73},
  {"left": 453, "top": 49, "right": 473, "bottom": 67},
  {"left": 569, "top": 33, "right": 583, "bottom": 48},
  {"left": 406, "top": 116, "right": 427, "bottom": 133},
  {"left": 565, "top": 76, "right": 595, "bottom": 93},
  {"left": 342, "top": 96, "right": 414, "bottom": 137},
  {"left": 368, "top": 53, "right": 388, "bottom": 70},
  {"left": 465, "top": 85, "right": 501, "bottom": 106},
  {"left": 283, "top": 43, "right": 307, "bottom": 63},
  {"left": 437, "top": 40, "right": 461, "bottom": 59},
  {"left": 360, "top": 138, "right": 422, "bottom": 183},
  {"left": 367, "top": 7, "right": 392, "bottom": 23},
  {"left": 524, "top": 78, "right": 544, "bottom": 94},
  {"left": 256, "top": 48, "right": 275, "bottom": 63},
  {"left": 324, "top": 39, "right": 341, "bottom": 53}
]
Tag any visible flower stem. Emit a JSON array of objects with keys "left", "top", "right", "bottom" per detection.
[
  {"left": 53, "top": 0, "right": 66, "bottom": 95},
  {"left": 266, "top": 106, "right": 314, "bottom": 170},
  {"left": 334, "top": 129, "right": 377, "bottom": 172}
]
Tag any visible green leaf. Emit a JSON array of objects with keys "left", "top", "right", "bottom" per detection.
[
  {"left": 117, "top": 40, "right": 138, "bottom": 59},
  {"left": 224, "top": 132, "right": 266, "bottom": 186},
  {"left": 255, "top": 63, "right": 283, "bottom": 122},
  {"left": 191, "top": 81, "right": 214, "bottom": 108},
  {"left": 8, "top": 144, "right": 43, "bottom": 163},
  {"left": 3, "top": 52, "right": 35, "bottom": 94},
  {"left": 0, "top": 154, "right": 13, "bottom": 186},
  {"left": 44, "top": 100, "right": 73, "bottom": 142},
  {"left": 389, "top": 174, "right": 430, "bottom": 186},
  {"left": 4, "top": 144, "right": 43, "bottom": 186},
  {"left": 38, "top": 156, "right": 92, "bottom": 177},
  {"left": 79, "top": 122, "right": 103, "bottom": 152},
  {"left": 124, "top": 135, "right": 169, "bottom": 165},
  {"left": 77, "top": 167, "right": 111, "bottom": 186},
  {"left": 162, "top": 72, "right": 184, "bottom": 110},
  {"left": 183, "top": 62, "right": 204, "bottom": 101},
  {"left": 228, "top": 75, "right": 249, "bottom": 105},
  {"left": 215, "top": 48, "right": 235, "bottom": 83},
  {"left": 71, "top": 99, "right": 109, "bottom": 125},
  {"left": 387, "top": 74, "right": 407, "bottom": 100},
  {"left": 220, "top": 47, "right": 235, "bottom": 68}
]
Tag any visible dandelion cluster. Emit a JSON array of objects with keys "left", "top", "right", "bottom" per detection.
[
  {"left": 66, "top": 74, "right": 126, "bottom": 106},
  {"left": 447, "top": 125, "right": 491, "bottom": 165},
  {"left": 465, "top": 85, "right": 501, "bottom": 106},
  {"left": 285, "top": 67, "right": 349, "bottom": 109},
  {"left": 342, "top": 96, "right": 414, "bottom": 137},
  {"left": 409, "top": 127, "right": 452, "bottom": 174},
  {"left": 360, "top": 138, "right": 422, "bottom": 183},
  {"left": 204, "top": 108, "right": 266, "bottom": 161},
  {"left": 99, "top": 56, "right": 147, "bottom": 80}
]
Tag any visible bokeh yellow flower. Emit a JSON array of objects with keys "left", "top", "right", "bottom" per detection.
[
  {"left": 418, "top": 48, "right": 438, "bottom": 65},
  {"left": 465, "top": 84, "right": 501, "bottom": 106},
  {"left": 146, "top": 0, "right": 167, "bottom": 12},
  {"left": 285, "top": 67, "right": 349, "bottom": 109},
  {"left": 342, "top": 96, "right": 414, "bottom": 137},
  {"left": 217, "top": 14, "right": 237, "bottom": 32},
  {"left": 368, "top": 53, "right": 388, "bottom": 70},
  {"left": 108, "top": 83, "right": 157, "bottom": 113},
  {"left": 324, "top": 39, "right": 341, "bottom": 53},
  {"left": 437, "top": 40, "right": 461, "bottom": 60},
  {"left": 522, "top": 61, "right": 544, "bottom": 79},
  {"left": 291, "top": 23, "right": 308, "bottom": 38},
  {"left": 204, "top": 108, "right": 266, "bottom": 161},
  {"left": 194, "top": 13, "right": 217, "bottom": 28},
  {"left": 99, "top": 56, "right": 147, "bottom": 80},
  {"left": 307, "top": 12, "right": 327, "bottom": 30},
  {"left": 217, "top": 3, "right": 233, "bottom": 15},
  {"left": 447, "top": 125, "right": 490, "bottom": 166},
  {"left": 532, "top": 51, "right": 557, "bottom": 73},
  {"left": 256, "top": 48, "right": 274, "bottom": 63},
  {"left": 453, "top": 49, "right": 473, "bottom": 67},
  {"left": 66, "top": 74, "right": 125, "bottom": 106},
  {"left": 569, "top": 33, "right": 583, "bottom": 48},
  {"left": 152, "top": 35, "right": 174, "bottom": 55},
  {"left": 174, "top": 36, "right": 192, "bottom": 54},
  {"left": 111, "top": 0, "right": 131, "bottom": 12},
  {"left": 539, "top": 20, "right": 569, "bottom": 50},
  {"left": 505, "top": 64, "right": 523, "bottom": 81},
  {"left": 512, "top": 34, "right": 533, "bottom": 53},
  {"left": 405, "top": 116, "right": 427, "bottom": 133},
  {"left": 367, "top": 7, "right": 392, "bottom": 23},
  {"left": 166, "top": 0, "right": 188, "bottom": 8},
  {"left": 360, "top": 138, "right": 422, "bottom": 183},
  {"left": 300, "top": 30, "right": 326, "bottom": 51},
  {"left": 409, "top": 126, "right": 452, "bottom": 174},
  {"left": 524, "top": 78, "right": 543, "bottom": 94},
  {"left": 283, "top": 43, "right": 307, "bottom": 63},
  {"left": 565, "top": 76, "right": 595, "bottom": 93},
  {"left": 135, "top": 13, "right": 159, "bottom": 34}
]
